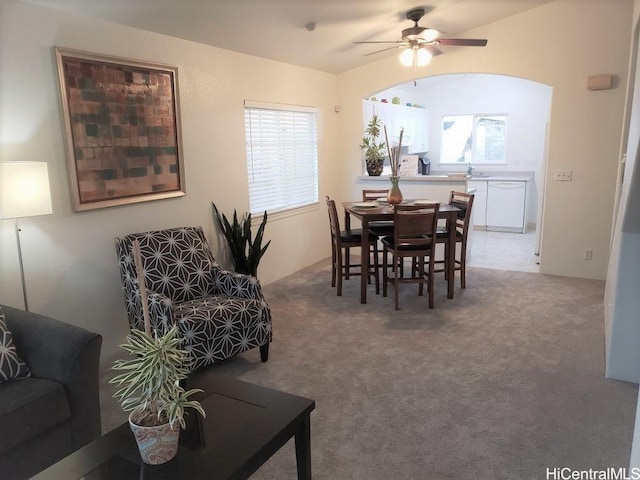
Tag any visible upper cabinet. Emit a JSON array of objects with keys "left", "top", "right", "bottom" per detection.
[{"left": 363, "top": 100, "right": 429, "bottom": 154}]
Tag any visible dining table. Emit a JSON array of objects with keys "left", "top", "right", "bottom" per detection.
[{"left": 342, "top": 200, "right": 461, "bottom": 304}]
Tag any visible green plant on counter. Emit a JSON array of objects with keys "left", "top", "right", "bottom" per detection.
[
  {"left": 212, "top": 202, "right": 271, "bottom": 277},
  {"left": 361, "top": 113, "right": 386, "bottom": 176}
]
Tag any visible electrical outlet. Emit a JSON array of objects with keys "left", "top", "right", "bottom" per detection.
[
  {"left": 554, "top": 170, "right": 573, "bottom": 181},
  {"left": 584, "top": 249, "right": 593, "bottom": 260}
]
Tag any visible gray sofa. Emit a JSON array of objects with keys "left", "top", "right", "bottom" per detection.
[{"left": 0, "top": 306, "right": 102, "bottom": 479}]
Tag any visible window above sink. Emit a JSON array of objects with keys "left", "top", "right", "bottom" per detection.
[{"left": 440, "top": 114, "right": 507, "bottom": 165}]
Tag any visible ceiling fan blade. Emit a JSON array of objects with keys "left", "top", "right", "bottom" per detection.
[
  {"left": 354, "top": 40, "right": 405, "bottom": 44},
  {"left": 424, "top": 45, "right": 442, "bottom": 57},
  {"left": 436, "top": 38, "right": 488, "bottom": 47},
  {"left": 363, "top": 46, "right": 403, "bottom": 56}
]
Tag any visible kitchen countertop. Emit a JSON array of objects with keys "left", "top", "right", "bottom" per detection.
[
  {"left": 357, "top": 173, "right": 534, "bottom": 182},
  {"left": 469, "top": 175, "right": 533, "bottom": 182},
  {"left": 357, "top": 175, "right": 468, "bottom": 182}
]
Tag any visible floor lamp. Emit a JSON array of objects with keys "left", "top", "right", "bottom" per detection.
[{"left": 0, "top": 162, "right": 53, "bottom": 311}]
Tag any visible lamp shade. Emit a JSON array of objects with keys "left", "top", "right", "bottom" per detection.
[{"left": 0, "top": 162, "right": 53, "bottom": 219}]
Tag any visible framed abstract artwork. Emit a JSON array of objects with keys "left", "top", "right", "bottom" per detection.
[{"left": 54, "top": 48, "right": 186, "bottom": 211}]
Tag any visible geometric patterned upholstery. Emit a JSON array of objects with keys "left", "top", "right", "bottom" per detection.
[
  {"left": 115, "top": 226, "right": 272, "bottom": 370},
  {"left": 0, "top": 306, "right": 31, "bottom": 383}
]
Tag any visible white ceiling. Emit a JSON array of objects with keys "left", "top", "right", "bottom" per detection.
[{"left": 24, "top": 0, "right": 553, "bottom": 74}]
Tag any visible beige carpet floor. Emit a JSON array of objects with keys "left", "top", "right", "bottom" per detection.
[{"left": 100, "top": 259, "right": 638, "bottom": 480}]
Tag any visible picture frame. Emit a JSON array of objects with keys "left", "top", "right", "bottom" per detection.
[{"left": 54, "top": 47, "right": 186, "bottom": 212}]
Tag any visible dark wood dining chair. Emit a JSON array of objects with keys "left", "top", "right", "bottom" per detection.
[
  {"left": 326, "top": 196, "right": 379, "bottom": 296},
  {"left": 361, "top": 189, "right": 393, "bottom": 279},
  {"left": 361, "top": 189, "right": 394, "bottom": 238},
  {"left": 381, "top": 203, "right": 440, "bottom": 310},
  {"left": 435, "top": 191, "right": 475, "bottom": 288}
]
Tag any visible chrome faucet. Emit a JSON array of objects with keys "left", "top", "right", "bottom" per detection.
[{"left": 467, "top": 163, "right": 474, "bottom": 176}]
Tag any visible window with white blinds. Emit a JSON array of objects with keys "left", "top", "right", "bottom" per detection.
[{"left": 244, "top": 101, "right": 319, "bottom": 215}]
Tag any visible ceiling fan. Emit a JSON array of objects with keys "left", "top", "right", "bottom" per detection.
[{"left": 355, "top": 7, "right": 488, "bottom": 67}]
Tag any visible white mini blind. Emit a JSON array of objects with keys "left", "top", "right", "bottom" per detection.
[{"left": 244, "top": 102, "right": 319, "bottom": 215}]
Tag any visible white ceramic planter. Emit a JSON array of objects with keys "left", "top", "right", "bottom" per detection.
[{"left": 128, "top": 413, "right": 180, "bottom": 465}]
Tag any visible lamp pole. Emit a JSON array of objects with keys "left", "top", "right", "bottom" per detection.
[{"left": 14, "top": 218, "right": 29, "bottom": 311}]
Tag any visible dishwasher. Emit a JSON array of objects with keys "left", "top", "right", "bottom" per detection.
[{"left": 486, "top": 181, "right": 527, "bottom": 233}]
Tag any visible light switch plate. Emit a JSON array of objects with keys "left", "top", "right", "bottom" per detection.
[{"left": 554, "top": 170, "right": 572, "bottom": 181}]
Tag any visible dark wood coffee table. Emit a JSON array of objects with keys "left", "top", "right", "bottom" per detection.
[{"left": 32, "top": 372, "right": 315, "bottom": 480}]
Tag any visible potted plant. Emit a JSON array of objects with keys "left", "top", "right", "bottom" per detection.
[
  {"left": 110, "top": 241, "right": 205, "bottom": 465},
  {"left": 361, "top": 113, "right": 386, "bottom": 176},
  {"left": 212, "top": 202, "right": 271, "bottom": 277}
]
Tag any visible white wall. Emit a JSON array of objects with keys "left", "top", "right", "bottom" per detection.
[
  {"left": 337, "top": 0, "right": 633, "bottom": 280},
  {"left": 0, "top": 0, "right": 338, "bottom": 360}
]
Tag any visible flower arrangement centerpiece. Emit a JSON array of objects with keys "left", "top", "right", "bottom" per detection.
[
  {"left": 384, "top": 125, "right": 405, "bottom": 204},
  {"left": 361, "top": 113, "right": 386, "bottom": 176}
]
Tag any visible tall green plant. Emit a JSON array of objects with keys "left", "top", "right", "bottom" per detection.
[
  {"left": 361, "top": 113, "right": 386, "bottom": 175},
  {"left": 212, "top": 202, "right": 271, "bottom": 277}
]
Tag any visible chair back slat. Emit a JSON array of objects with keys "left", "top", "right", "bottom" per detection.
[{"left": 362, "top": 189, "right": 388, "bottom": 201}]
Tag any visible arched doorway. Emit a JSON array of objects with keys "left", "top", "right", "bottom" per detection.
[{"left": 365, "top": 73, "right": 552, "bottom": 273}]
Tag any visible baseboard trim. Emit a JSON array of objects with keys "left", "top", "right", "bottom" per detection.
[{"left": 486, "top": 226, "right": 525, "bottom": 234}]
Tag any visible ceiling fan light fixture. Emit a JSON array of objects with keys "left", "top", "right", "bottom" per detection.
[
  {"left": 399, "top": 47, "right": 431, "bottom": 68},
  {"left": 399, "top": 48, "right": 415, "bottom": 67},
  {"left": 416, "top": 48, "right": 432, "bottom": 66}
]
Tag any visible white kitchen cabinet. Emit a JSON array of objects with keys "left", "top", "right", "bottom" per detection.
[
  {"left": 467, "top": 180, "right": 487, "bottom": 227},
  {"left": 486, "top": 181, "right": 527, "bottom": 233},
  {"left": 363, "top": 100, "right": 429, "bottom": 153},
  {"left": 403, "top": 105, "right": 429, "bottom": 153}
]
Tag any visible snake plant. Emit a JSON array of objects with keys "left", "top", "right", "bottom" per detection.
[{"left": 212, "top": 202, "right": 271, "bottom": 277}]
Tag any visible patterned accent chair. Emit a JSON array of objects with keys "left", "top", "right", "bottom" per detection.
[{"left": 115, "top": 226, "right": 271, "bottom": 370}]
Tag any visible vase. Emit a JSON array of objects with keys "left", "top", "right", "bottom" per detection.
[
  {"left": 366, "top": 159, "right": 384, "bottom": 176},
  {"left": 387, "top": 176, "right": 403, "bottom": 204},
  {"left": 129, "top": 413, "right": 180, "bottom": 465}
]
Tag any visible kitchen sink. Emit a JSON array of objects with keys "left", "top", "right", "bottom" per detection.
[{"left": 471, "top": 173, "right": 491, "bottom": 178}]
